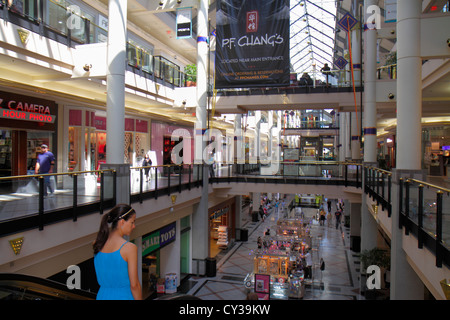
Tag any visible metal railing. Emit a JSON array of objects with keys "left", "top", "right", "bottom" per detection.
[
  {"left": 364, "top": 167, "right": 392, "bottom": 216},
  {"left": 210, "top": 161, "right": 362, "bottom": 188},
  {"left": 129, "top": 164, "right": 204, "bottom": 203},
  {"left": 0, "top": 169, "right": 116, "bottom": 236},
  {"left": 400, "top": 178, "right": 450, "bottom": 267},
  {"left": 364, "top": 166, "right": 449, "bottom": 268}
]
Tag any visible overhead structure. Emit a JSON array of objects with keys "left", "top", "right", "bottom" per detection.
[{"left": 289, "top": 0, "right": 337, "bottom": 77}]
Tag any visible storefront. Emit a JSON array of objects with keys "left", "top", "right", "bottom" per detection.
[
  {"left": 66, "top": 108, "right": 150, "bottom": 173},
  {"left": 141, "top": 221, "right": 180, "bottom": 298},
  {"left": 151, "top": 121, "right": 194, "bottom": 167},
  {"left": 209, "top": 198, "right": 236, "bottom": 258},
  {"left": 0, "top": 91, "right": 57, "bottom": 178}
]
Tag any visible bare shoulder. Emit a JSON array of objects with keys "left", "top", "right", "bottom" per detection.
[
  {"left": 122, "top": 241, "right": 137, "bottom": 252},
  {"left": 120, "top": 241, "right": 137, "bottom": 262}
]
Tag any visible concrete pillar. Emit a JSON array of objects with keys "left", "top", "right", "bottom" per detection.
[
  {"left": 192, "top": 0, "right": 209, "bottom": 271},
  {"left": 255, "top": 110, "right": 261, "bottom": 161},
  {"left": 349, "top": 202, "right": 362, "bottom": 252},
  {"left": 390, "top": 170, "right": 426, "bottom": 299},
  {"left": 351, "top": 112, "right": 361, "bottom": 160},
  {"left": 234, "top": 114, "right": 244, "bottom": 163},
  {"left": 389, "top": 0, "right": 425, "bottom": 300},
  {"left": 363, "top": 0, "right": 378, "bottom": 163},
  {"left": 360, "top": 194, "right": 378, "bottom": 253},
  {"left": 235, "top": 195, "right": 243, "bottom": 229},
  {"left": 345, "top": 113, "right": 352, "bottom": 160},
  {"left": 106, "top": 0, "right": 127, "bottom": 164},
  {"left": 396, "top": 0, "right": 422, "bottom": 170}
]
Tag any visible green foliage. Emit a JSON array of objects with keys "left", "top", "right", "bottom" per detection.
[
  {"left": 360, "top": 248, "right": 390, "bottom": 271},
  {"left": 184, "top": 64, "right": 197, "bottom": 82},
  {"left": 385, "top": 51, "right": 397, "bottom": 66}
]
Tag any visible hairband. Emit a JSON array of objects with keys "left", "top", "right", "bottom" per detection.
[
  {"left": 118, "top": 208, "right": 134, "bottom": 220},
  {"left": 108, "top": 208, "right": 134, "bottom": 223}
]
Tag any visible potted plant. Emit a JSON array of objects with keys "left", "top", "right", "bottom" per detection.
[
  {"left": 360, "top": 247, "right": 390, "bottom": 299},
  {"left": 184, "top": 64, "right": 197, "bottom": 87}
]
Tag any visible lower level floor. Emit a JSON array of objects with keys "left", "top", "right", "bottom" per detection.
[{"left": 176, "top": 204, "right": 378, "bottom": 300}]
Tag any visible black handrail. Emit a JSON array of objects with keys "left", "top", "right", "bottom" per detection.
[{"left": 364, "top": 167, "right": 449, "bottom": 268}]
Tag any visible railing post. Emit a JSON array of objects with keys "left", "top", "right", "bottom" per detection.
[
  {"left": 436, "top": 190, "right": 443, "bottom": 268},
  {"left": 356, "top": 164, "right": 360, "bottom": 188},
  {"left": 72, "top": 173, "right": 78, "bottom": 222},
  {"left": 155, "top": 166, "right": 158, "bottom": 199},
  {"left": 404, "top": 179, "right": 410, "bottom": 235},
  {"left": 139, "top": 168, "right": 143, "bottom": 204},
  {"left": 168, "top": 165, "right": 171, "bottom": 196},
  {"left": 188, "top": 164, "right": 191, "bottom": 190},
  {"left": 417, "top": 184, "right": 424, "bottom": 249},
  {"left": 399, "top": 178, "right": 403, "bottom": 229},
  {"left": 178, "top": 165, "right": 182, "bottom": 193},
  {"left": 38, "top": 176, "right": 44, "bottom": 231},
  {"left": 344, "top": 164, "right": 348, "bottom": 187},
  {"left": 197, "top": 163, "right": 200, "bottom": 188},
  {"left": 113, "top": 169, "right": 117, "bottom": 206},
  {"left": 100, "top": 171, "right": 105, "bottom": 215},
  {"left": 388, "top": 174, "right": 392, "bottom": 217},
  {"left": 376, "top": 170, "right": 380, "bottom": 196}
]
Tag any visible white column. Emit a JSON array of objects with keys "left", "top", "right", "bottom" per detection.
[
  {"left": 234, "top": 114, "right": 244, "bottom": 163},
  {"left": 106, "top": 0, "right": 127, "bottom": 164},
  {"left": 390, "top": 0, "right": 424, "bottom": 300},
  {"left": 339, "top": 112, "right": 345, "bottom": 161},
  {"left": 345, "top": 113, "right": 352, "bottom": 160},
  {"left": 351, "top": 30, "right": 362, "bottom": 87},
  {"left": 192, "top": 0, "right": 210, "bottom": 268},
  {"left": 396, "top": 0, "right": 422, "bottom": 170},
  {"left": 363, "top": 0, "right": 378, "bottom": 163},
  {"left": 255, "top": 111, "right": 261, "bottom": 161},
  {"left": 351, "top": 112, "right": 360, "bottom": 160}
]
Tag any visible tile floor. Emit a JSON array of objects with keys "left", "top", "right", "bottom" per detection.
[{"left": 182, "top": 201, "right": 366, "bottom": 300}]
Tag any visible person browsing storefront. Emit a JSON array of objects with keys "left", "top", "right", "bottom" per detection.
[{"left": 35, "top": 144, "right": 55, "bottom": 197}]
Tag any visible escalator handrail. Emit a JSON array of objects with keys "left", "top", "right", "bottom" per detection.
[{"left": 0, "top": 273, "right": 96, "bottom": 300}]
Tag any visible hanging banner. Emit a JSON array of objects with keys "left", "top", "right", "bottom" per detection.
[
  {"left": 215, "top": 0, "right": 290, "bottom": 89},
  {"left": 176, "top": 7, "right": 192, "bottom": 39},
  {"left": 385, "top": 0, "right": 397, "bottom": 23}
]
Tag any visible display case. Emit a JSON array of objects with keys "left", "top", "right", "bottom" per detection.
[
  {"left": 244, "top": 251, "right": 305, "bottom": 299},
  {"left": 217, "top": 225, "right": 228, "bottom": 248}
]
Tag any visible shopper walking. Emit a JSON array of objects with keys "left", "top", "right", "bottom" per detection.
[
  {"left": 142, "top": 153, "right": 152, "bottom": 182},
  {"left": 93, "top": 204, "right": 142, "bottom": 300},
  {"left": 35, "top": 144, "right": 55, "bottom": 197},
  {"left": 326, "top": 211, "right": 333, "bottom": 228},
  {"left": 304, "top": 249, "right": 313, "bottom": 279},
  {"left": 327, "top": 198, "right": 332, "bottom": 213},
  {"left": 335, "top": 209, "right": 342, "bottom": 229}
]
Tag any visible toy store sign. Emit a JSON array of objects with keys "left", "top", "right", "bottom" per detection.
[
  {"left": 0, "top": 93, "right": 56, "bottom": 124},
  {"left": 142, "top": 222, "right": 176, "bottom": 256}
]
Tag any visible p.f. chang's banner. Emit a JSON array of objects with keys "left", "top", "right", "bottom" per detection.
[{"left": 215, "top": 0, "right": 290, "bottom": 89}]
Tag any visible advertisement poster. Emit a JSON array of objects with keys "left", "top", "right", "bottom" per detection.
[
  {"left": 254, "top": 273, "right": 270, "bottom": 300},
  {"left": 215, "top": 0, "right": 290, "bottom": 88}
]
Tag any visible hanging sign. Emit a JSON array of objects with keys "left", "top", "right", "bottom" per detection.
[
  {"left": 338, "top": 12, "right": 358, "bottom": 32},
  {"left": 215, "top": 0, "right": 290, "bottom": 89},
  {"left": 334, "top": 56, "right": 348, "bottom": 70},
  {"left": 176, "top": 7, "right": 192, "bottom": 39},
  {"left": 385, "top": 0, "right": 397, "bottom": 23}
]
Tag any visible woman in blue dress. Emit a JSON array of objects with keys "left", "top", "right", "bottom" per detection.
[{"left": 93, "top": 204, "right": 142, "bottom": 300}]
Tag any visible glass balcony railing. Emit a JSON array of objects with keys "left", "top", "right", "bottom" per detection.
[{"left": 365, "top": 166, "right": 449, "bottom": 268}]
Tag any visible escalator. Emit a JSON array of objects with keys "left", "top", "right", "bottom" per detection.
[{"left": 0, "top": 273, "right": 96, "bottom": 300}]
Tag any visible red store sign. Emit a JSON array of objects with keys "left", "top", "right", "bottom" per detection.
[{"left": 0, "top": 92, "right": 56, "bottom": 124}]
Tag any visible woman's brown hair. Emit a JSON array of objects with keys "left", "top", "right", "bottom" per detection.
[{"left": 92, "top": 204, "right": 135, "bottom": 254}]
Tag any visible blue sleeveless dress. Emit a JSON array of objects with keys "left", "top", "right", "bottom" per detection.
[{"left": 94, "top": 241, "right": 134, "bottom": 300}]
